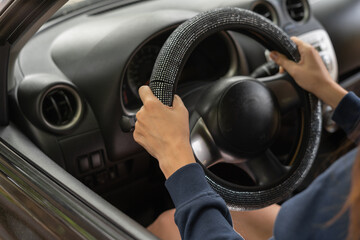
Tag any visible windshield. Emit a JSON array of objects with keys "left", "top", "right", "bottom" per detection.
[
  {"left": 51, "top": 0, "right": 105, "bottom": 19},
  {"left": 50, "top": 0, "right": 143, "bottom": 20}
]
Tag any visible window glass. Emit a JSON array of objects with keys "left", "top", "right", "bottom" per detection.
[{"left": 0, "top": 0, "right": 13, "bottom": 15}]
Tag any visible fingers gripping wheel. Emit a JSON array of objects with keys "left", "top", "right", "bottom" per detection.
[{"left": 149, "top": 7, "right": 322, "bottom": 209}]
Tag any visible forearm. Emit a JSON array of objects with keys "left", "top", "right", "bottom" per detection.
[
  {"left": 231, "top": 204, "right": 280, "bottom": 240},
  {"left": 312, "top": 80, "right": 348, "bottom": 109},
  {"left": 158, "top": 142, "right": 196, "bottom": 179}
]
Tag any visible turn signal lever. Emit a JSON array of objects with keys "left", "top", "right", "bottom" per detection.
[
  {"left": 250, "top": 61, "right": 279, "bottom": 78},
  {"left": 120, "top": 115, "right": 136, "bottom": 132}
]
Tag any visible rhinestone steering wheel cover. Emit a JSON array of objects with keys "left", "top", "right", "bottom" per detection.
[{"left": 149, "top": 7, "right": 322, "bottom": 210}]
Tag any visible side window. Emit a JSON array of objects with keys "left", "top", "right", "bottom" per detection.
[{"left": 0, "top": 0, "right": 14, "bottom": 15}]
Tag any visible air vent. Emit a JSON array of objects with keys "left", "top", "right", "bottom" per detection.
[
  {"left": 286, "top": 0, "right": 307, "bottom": 22},
  {"left": 252, "top": 2, "right": 278, "bottom": 24},
  {"left": 41, "top": 85, "right": 83, "bottom": 131},
  {"left": 253, "top": 3, "right": 274, "bottom": 22}
]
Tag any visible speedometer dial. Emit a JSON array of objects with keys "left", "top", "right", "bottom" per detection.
[
  {"left": 126, "top": 45, "right": 161, "bottom": 97},
  {"left": 122, "top": 30, "right": 238, "bottom": 112}
]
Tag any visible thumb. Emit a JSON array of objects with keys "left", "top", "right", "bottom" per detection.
[
  {"left": 172, "top": 95, "right": 186, "bottom": 109},
  {"left": 138, "top": 85, "right": 159, "bottom": 104},
  {"left": 270, "top": 51, "right": 298, "bottom": 75}
]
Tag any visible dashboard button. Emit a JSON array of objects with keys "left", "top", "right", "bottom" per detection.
[
  {"left": 321, "top": 53, "right": 332, "bottom": 72},
  {"left": 78, "top": 156, "right": 90, "bottom": 173},
  {"left": 91, "top": 151, "right": 103, "bottom": 169}
]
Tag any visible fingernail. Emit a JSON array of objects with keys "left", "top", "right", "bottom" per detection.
[{"left": 270, "top": 52, "right": 278, "bottom": 60}]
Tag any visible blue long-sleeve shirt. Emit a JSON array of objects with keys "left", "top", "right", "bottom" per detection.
[{"left": 165, "top": 92, "right": 360, "bottom": 240}]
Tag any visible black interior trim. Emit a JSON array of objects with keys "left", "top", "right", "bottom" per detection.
[{"left": 0, "top": 43, "right": 10, "bottom": 126}]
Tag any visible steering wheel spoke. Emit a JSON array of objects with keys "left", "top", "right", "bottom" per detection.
[
  {"left": 191, "top": 117, "right": 222, "bottom": 168},
  {"left": 245, "top": 150, "right": 290, "bottom": 186},
  {"left": 191, "top": 117, "right": 247, "bottom": 168},
  {"left": 260, "top": 72, "right": 302, "bottom": 114}
]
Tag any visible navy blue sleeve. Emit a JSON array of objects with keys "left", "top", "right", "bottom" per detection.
[
  {"left": 165, "top": 163, "right": 243, "bottom": 240},
  {"left": 163, "top": 92, "right": 360, "bottom": 240},
  {"left": 271, "top": 92, "right": 360, "bottom": 239},
  {"left": 332, "top": 92, "right": 360, "bottom": 143},
  {"left": 272, "top": 148, "right": 356, "bottom": 240}
]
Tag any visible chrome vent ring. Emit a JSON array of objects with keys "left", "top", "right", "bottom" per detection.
[{"left": 40, "top": 85, "right": 83, "bottom": 131}]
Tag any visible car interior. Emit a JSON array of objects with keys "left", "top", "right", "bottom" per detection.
[{"left": 3, "top": 0, "right": 360, "bottom": 231}]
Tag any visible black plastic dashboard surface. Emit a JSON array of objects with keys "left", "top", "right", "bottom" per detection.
[{"left": 12, "top": 0, "right": 359, "bottom": 193}]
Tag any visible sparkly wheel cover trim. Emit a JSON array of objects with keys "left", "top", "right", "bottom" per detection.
[{"left": 149, "top": 7, "right": 321, "bottom": 209}]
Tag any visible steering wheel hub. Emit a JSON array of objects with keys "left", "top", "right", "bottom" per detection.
[{"left": 218, "top": 80, "right": 280, "bottom": 155}]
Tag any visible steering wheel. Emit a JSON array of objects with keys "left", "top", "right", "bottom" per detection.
[{"left": 149, "top": 7, "right": 321, "bottom": 210}]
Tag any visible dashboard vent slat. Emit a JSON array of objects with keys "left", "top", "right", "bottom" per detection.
[{"left": 286, "top": 0, "right": 306, "bottom": 22}]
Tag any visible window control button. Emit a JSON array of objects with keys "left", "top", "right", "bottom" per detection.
[
  {"left": 78, "top": 157, "right": 90, "bottom": 173},
  {"left": 91, "top": 152, "right": 103, "bottom": 169}
]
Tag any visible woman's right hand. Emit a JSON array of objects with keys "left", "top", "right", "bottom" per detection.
[
  {"left": 270, "top": 37, "right": 347, "bottom": 109},
  {"left": 133, "top": 86, "right": 195, "bottom": 179}
]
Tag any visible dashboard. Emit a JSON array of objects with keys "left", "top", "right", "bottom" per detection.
[{"left": 11, "top": 0, "right": 360, "bottom": 225}]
